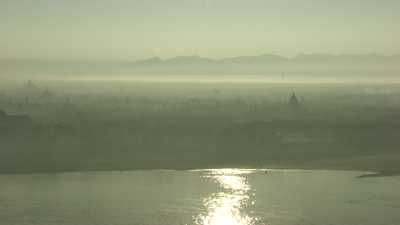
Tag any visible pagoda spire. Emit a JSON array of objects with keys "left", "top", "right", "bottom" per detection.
[{"left": 289, "top": 92, "right": 299, "bottom": 107}]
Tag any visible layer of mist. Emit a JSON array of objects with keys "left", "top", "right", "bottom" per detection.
[{"left": 1, "top": 78, "right": 399, "bottom": 174}]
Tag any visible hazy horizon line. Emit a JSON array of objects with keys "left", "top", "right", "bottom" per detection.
[{"left": 1, "top": 52, "right": 400, "bottom": 63}]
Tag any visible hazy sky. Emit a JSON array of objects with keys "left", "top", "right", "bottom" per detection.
[{"left": 1, "top": 0, "right": 399, "bottom": 60}]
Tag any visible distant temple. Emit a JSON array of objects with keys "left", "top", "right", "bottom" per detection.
[
  {"left": 25, "top": 80, "right": 38, "bottom": 91},
  {"left": 41, "top": 88, "right": 53, "bottom": 98},
  {"left": 289, "top": 92, "right": 300, "bottom": 107},
  {"left": 0, "top": 109, "right": 7, "bottom": 118},
  {"left": 22, "top": 80, "right": 41, "bottom": 96},
  {"left": 0, "top": 109, "right": 31, "bottom": 126}
]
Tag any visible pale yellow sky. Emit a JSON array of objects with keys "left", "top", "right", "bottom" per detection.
[{"left": 1, "top": 0, "right": 399, "bottom": 60}]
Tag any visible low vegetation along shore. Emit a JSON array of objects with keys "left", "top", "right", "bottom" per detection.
[{"left": 1, "top": 81, "right": 400, "bottom": 175}]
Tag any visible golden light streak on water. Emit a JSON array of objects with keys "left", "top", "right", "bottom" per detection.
[{"left": 195, "top": 169, "right": 260, "bottom": 225}]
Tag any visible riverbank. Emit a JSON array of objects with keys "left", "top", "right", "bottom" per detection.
[{"left": 1, "top": 153, "right": 399, "bottom": 177}]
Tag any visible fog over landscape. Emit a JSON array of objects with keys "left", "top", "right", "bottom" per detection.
[
  {"left": 2, "top": 53, "right": 400, "bottom": 175},
  {"left": 1, "top": 1, "right": 400, "bottom": 225}
]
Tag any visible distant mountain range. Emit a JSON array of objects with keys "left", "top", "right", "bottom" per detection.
[
  {"left": 1, "top": 53, "right": 399, "bottom": 76},
  {"left": 124, "top": 53, "right": 400, "bottom": 75},
  {"left": 132, "top": 54, "right": 288, "bottom": 65},
  {"left": 131, "top": 53, "right": 400, "bottom": 65},
  {"left": 1, "top": 53, "right": 399, "bottom": 66}
]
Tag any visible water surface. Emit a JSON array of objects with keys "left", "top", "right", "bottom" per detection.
[{"left": 0, "top": 169, "right": 399, "bottom": 225}]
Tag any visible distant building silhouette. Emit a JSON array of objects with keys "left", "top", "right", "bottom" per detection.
[
  {"left": 0, "top": 109, "right": 31, "bottom": 128},
  {"left": 23, "top": 80, "right": 41, "bottom": 96},
  {"left": 25, "top": 80, "right": 38, "bottom": 90},
  {"left": 41, "top": 88, "right": 52, "bottom": 98},
  {"left": 0, "top": 109, "right": 7, "bottom": 118},
  {"left": 289, "top": 92, "right": 300, "bottom": 107}
]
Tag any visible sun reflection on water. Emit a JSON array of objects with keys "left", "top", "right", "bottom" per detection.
[{"left": 195, "top": 169, "right": 259, "bottom": 225}]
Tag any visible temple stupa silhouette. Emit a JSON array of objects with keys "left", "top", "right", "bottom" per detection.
[{"left": 289, "top": 92, "right": 300, "bottom": 107}]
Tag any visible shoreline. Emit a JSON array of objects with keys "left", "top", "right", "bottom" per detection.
[{"left": 0, "top": 165, "right": 397, "bottom": 178}]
